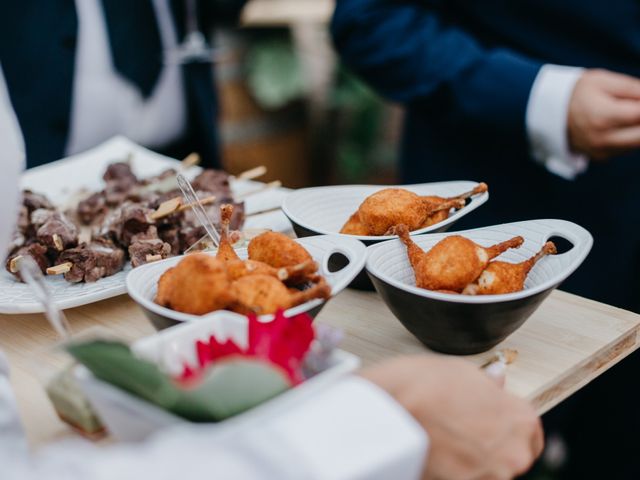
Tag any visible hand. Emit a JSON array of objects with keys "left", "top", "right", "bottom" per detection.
[
  {"left": 568, "top": 69, "right": 640, "bottom": 160},
  {"left": 361, "top": 355, "right": 543, "bottom": 480}
]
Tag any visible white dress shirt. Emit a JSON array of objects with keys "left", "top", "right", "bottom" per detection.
[
  {"left": 526, "top": 64, "right": 588, "bottom": 180},
  {"left": 66, "top": 0, "right": 187, "bottom": 156}
]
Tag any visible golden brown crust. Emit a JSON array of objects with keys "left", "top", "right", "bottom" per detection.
[
  {"left": 248, "top": 231, "right": 313, "bottom": 270},
  {"left": 340, "top": 211, "right": 371, "bottom": 235}
]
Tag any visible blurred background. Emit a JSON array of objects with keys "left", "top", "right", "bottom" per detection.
[{"left": 216, "top": 0, "right": 401, "bottom": 188}]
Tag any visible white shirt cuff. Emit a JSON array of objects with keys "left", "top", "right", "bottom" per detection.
[
  {"left": 262, "top": 376, "right": 428, "bottom": 480},
  {"left": 526, "top": 64, "right": 588, "bottom": 180}
]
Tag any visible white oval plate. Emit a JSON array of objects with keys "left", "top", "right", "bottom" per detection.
[
  {"left": 282, "top": 181, "right": 489, "bottom": 241},
  {"left": 126, "top": 234, "right": 367, "bottom": 323},
  {"left": 366, "top": 219, "right": 593, "bottom": 304},
  {"left": 0, "top": 136, "right": 292, "bottom": 314}
]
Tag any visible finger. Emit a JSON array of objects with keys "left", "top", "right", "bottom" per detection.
[
  {"left": 602, "top": 124, "right": 640, "bottom": 148},
  {"left": 483, "top": 361, "right": 506, "bottom": 388},
  {"left": 609, "top": 99, "right": 640, "bottom": 127},
  {"left": 531, "top": 417, "right": 545, "bottom": 458},
  {"left": 600, "top": 71, "right": 640, "bottom": 99}
]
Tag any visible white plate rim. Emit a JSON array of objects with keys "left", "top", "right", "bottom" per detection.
[{"left": 365, "top": 219, "right": 593, "bottom": 304}]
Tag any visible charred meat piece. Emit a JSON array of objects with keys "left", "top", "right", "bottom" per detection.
[
  {"left": 103, "top": 162, "right": 138, "bottom": 184},
  {"left": 158, "top": 226, "right": 181, "bottom": 255},
  {"left": 128, "top": 226, "right": 172, "bottom": 267},
  {"left": 34, "top": 211, "right": 78, "bottom": 252},
  {"left": 5, "top": 243, "right": 50, "bottom": 281},
  {"left": 77, "top": 192, "right": 108, "bottom": 225},
  {"left": 22, "top": 190, "right": 54, "bottom": 213},
  {"left": 58, "top": 238, "right": 125, "bottom": 283},
  {"left": 191, "top": 170, "right": 232, "bottom": 196},
  {"left": 106, "top": 203, "right": 154, "bottom": 247}
]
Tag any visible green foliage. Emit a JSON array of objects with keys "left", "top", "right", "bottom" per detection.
[
  {"left": 68, "top": 340, "right": 290, "bottom": 422},
  {"left": 245, "top": 36, "right": 305, "bottom": 110}
]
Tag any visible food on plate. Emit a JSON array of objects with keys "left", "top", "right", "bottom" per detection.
[
  {"left": 391, "top": 224, "right": 525, "bottom": 293},
  {"left": 340, "top": 183, "right": 488, "bottom": 236},
  {"left": 156, "top": 254, "right": 234, "bottom": 315},
  {"left": 247, "top": 231, "right": 316, "bottom": 285},
  {"left": 229, "top": 274, "right": 330, "bottom": 315},
  {"left": 55, "top": 238, "right": 126, "bottom": 283},
  {"left": 155, "top": 234, "right": 330, "bottom": 316},
  {"left": 463, "top": 242, "right": 557, "bottom": 295},
  {"left": 5, "top": 158, "right": 253, "bottom": 283}
]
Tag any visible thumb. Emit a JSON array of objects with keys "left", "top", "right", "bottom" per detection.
[{"left": 484, "top": 361, "right": 506, "bottom": 388}]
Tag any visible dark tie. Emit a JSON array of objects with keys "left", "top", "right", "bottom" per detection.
[{"left": 100, "top": 0, "right": 163, "bottom": 98}]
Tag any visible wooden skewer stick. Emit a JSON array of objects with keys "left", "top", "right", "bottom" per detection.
[
  {"left": 150, "top": 197, "right": 182, "bottom": 220},
  {"left": 52, "top": 234, "right": 64, "bottom": 251},
  {"left": 151, "top": 195, "right": 218, "bottom": 221},
  {"left": 8, "top": 256, "right": 23, "bottom": 273},
  {"left": 145, "top": 254, "right": 163, "bottom": 263},
  {"left": 47, "top": 262, "right": 73, "bottom": 275},
  {"left": 235, "top": 181, "right": 282, "bottom": 201},
  {"left": 235, "top": 165, "right": 267, "bottom": 181},
  {"left": 78, "top": 227, "right": 92, "bottom": 245},
  {"left": 181, "top": 152, "right": 201, "bottom": 169},
  {"left": 176, "top": 195, "right": 216, "bottom": 213}
]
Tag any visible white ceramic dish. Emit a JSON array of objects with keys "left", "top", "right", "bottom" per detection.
[
  {"left": 0, "top": 136, "right": 292, "bottom": 314},
  {"left": 365, "top": 219, "right": 593, "bottom": 354},
  {"left": 74, "top": 311, "right": 360, "bottom": 442},
  {"left": 282, "top": 181, "right": 489, "bottom": 242},
  {"left": 126, "top": 234, "right": 367, "bottom": 330}
]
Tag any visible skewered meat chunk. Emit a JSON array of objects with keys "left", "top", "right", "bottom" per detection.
[
  {"left": 128, "top": 226, "right": 172, "bottom": 267},
  {"left": 34, "top": 211, "right": 78, "bottom": 252},
  {"left": 158, "top": 226, "right": 181, "bottom": 255},
  {"left": 463, "top": 242, "right": 557, "bottom": 295},
  {"left": 58, "top": 239, "right": 125, "bottom": 283},
  {"left": 155, "top": 254, "right": 234, "bottom": 315},
  {"left": 77, "top": 192, "right": 108, "bottom": 225},
  {"left": 341, "top": 183, "right": 488, "bottom": 236},
  {"left": 248, "top": 231, "right": 317, "bottom": 285},
  {"left": 5, "top": 243, "right": 50, "bottom": 280},
  {"left": 22, "top": 190, "right": 54, "bottom": 213},
  {"left": 107, "top": 203, "right": 154, "bottom": 246},
  {"left": 103, "top": 162, "right": 138, "bottom": 184},
  {"left": 191, "top": 170, "right": 231, "bottom": 196},
  {"left": 391, "top": 224, "right": 524, "bottom": 292},
  {"left": 229, "top": 274, "right": 331, "bottom": 315}
]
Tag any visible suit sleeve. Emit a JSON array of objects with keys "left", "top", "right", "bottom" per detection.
[{"left": 331, "top": 0, "right": 543, "bottom": 134}]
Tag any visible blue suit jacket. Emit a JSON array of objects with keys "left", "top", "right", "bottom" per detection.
[
  {"left": 332, "top": 0, "right": 640, "bottom": 311},
  {"left": 0, "top": 0, "right": 246, "bottom": 169}
]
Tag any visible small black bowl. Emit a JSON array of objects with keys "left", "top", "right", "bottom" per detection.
[
  {"left": 365, "top": 220, "right": 593, "bottom": 354},
  {"left": 285, "top": 182, "right": 488, "bottom": 290}
]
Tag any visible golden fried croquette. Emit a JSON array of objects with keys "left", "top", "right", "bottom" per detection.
[
  {"left": 341, "top": 183, "right": 488, "bottom": 236},
  {"left": 155, "top": 254, "right": 233, "bottom": 315},
  {"left": 247, "top": 232, "right": 315, "bottom": 284},
  {"left": 463, "top": 241, "right": 557, "bottom": 295},
  {"left": 391, "top": 224, "right": 524, "bottom": 292},
  {"left": 340, "top": 211, "right": 371, "bottom": 235},
  {"left": 229, "top": 274, "right": 331, "bottom": 315}
]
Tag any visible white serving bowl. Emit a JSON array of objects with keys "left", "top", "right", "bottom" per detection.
[
  {"left": 127, "top": 235, "right": 366, "bottom": 330},
  {"left": 365, "top": 219, "right": 593, "bottom": 354},
  {"left": 74, "top": 311, "right": 360, "bottom": 442},
  {"left": 282, "top": 181, "right": 488, "bottom": 289}
]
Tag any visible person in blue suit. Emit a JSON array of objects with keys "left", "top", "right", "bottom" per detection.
[
  {"left": 332, "top": 1, "right": 640, "bottom": 478},
  {"left": 0, "top": 0, "right": 247, "bottom": 169}
]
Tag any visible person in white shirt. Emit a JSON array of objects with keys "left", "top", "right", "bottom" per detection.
[{"left": 0, "top": 84, "right": 542, "bottom": 479}]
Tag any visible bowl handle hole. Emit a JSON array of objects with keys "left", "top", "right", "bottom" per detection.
[
  {"left": 546, "top": 235, "right": 574, "bottom": 254},
  {"left": 326, "top": 252, "right": 350, "bottom": 273}
]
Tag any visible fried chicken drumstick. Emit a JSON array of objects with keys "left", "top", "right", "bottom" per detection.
[
  {"left": 155, "top": 254, "right": 329, "bottom": 316},
  {"left": 391, "top": 224, "right": 524, "bottom": 292},
  {"left": 340, "top": 183, "right": 488, "bottom": 236},
  {"left": 462, "top": 241, "right": 557, "bottom": 295}
]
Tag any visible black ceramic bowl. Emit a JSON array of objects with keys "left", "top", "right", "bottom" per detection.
[
  {"left": 126, "top": 235, "right": 366, "bottom": 330},
  {"left": 283, "top": 181, "right": 489, "bottom": 290},
  {"left": 365, "top": 220, "right": 593, "bottom": 354}
]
